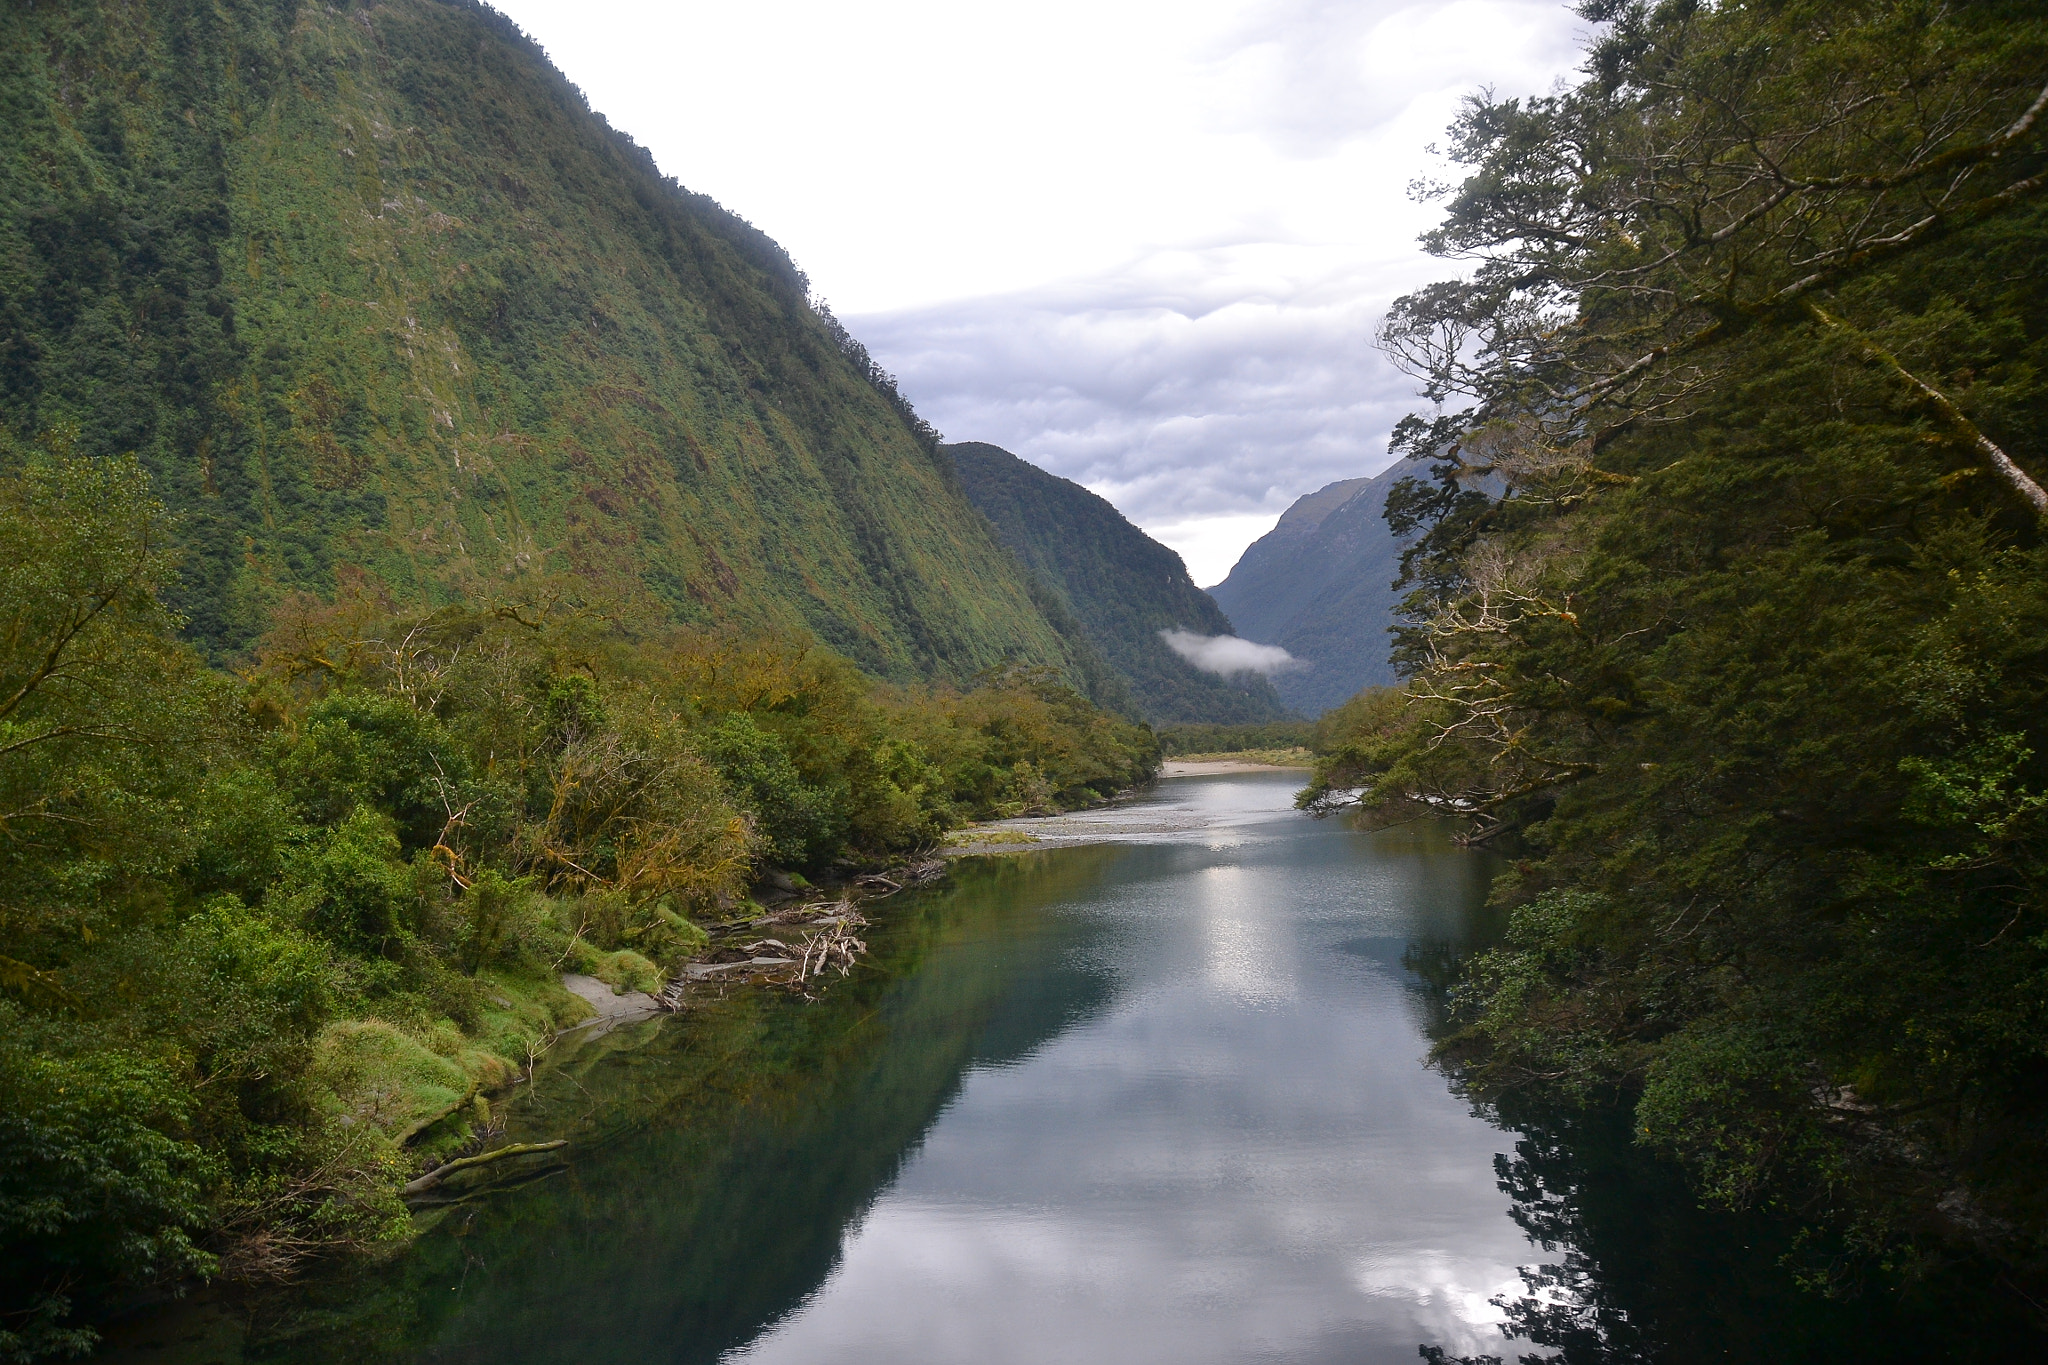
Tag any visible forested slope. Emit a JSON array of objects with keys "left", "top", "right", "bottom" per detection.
[
  {"left": 0, "top": 0, "right": 1072, "bottom": 679},
  {"left": 1310, "top": 0, "right": 2048, "bottom": 1309},
  {"left": 949, "top": 441, "right": 1288, "bottom": 724},
  {"left": 1208, "top": 459, "right": 1424, "bottom": 715},
  {"left": 0, "top": 456, "right": 1160, "bottom": 1361},
  {"left": 0, "top": 3, "right": 1171, "bottom": 1355}
]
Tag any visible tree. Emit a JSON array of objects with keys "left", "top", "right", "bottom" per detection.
[
  {"left": 1350, "top": 0, "right": 2048, "bottom": 1281},
  {"left": 0, "top": 449, "right": 222, "bottom": 984},
  {"left": 1381, "top": 0, "right": 2048, "bottom": 514}
]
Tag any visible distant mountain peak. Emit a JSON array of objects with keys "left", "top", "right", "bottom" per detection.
[
  {"left": 1270, "top": 476, "right": 1375, "bottom": 536},
  {"left": 1207, "top": 457, "right": 1430, "bottom": 716}
]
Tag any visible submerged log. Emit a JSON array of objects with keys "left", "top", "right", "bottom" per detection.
[{"left": 402, "top": 1140, "right": 568, "bottom": 1197}]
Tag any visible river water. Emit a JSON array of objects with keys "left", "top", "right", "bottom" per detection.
[
  {"left": 727, "top": 770, "right": 1520, "bottom": 1364},
  {"left": 106, "top": 771, "right": 2005, "bottom": 1364}
]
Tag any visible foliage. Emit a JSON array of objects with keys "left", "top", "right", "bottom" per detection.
[
  {"left": 0, "top": 1010, "right": 216, "bottom": 1358},
  {"left": 693, "top": 713, "right": 845, "bottom": 868},
  {"left": 0, "top": 452, "right": 1157, "bottom": 1354},
  {"left": 1158, "top": 720, "right": 1313, "bottom": 757},
  {"left": 0, "top": 0, "right": 1085, "bottom": 682},
  {"left": 947, "top": 441, "right": 1290, "bottom": 724},
  {"left": 884, "top": 665, "right": 1161, "bottom": 821},
  {"left": 0, "top": 450, "right": 224, "bottom": 976},
  {"left": 1344, "top": 0, "right": 2048, "bottom": 1292}
]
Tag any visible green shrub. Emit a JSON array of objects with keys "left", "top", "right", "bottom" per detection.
[
  {"left": 171, "top": 900, "right": 336, "bottom": 1084},
  {"left": 456, "top": 868, "right": 547, "bottom": 971},
  {"left": 271, "top": 808, "right": 414, "bottom": 957},
  {"left": 308, "top": 1020, "right": 472, "bottom": 1143},
  {"left": 0, "top": 1008, "right": 217, "bottom": 1355},
  {"left": 697, "top": 713, "right": 845, "bottom": 868},
  {"left": 270, "top": 693, "right": 470, "bottom": 851},
  {"left": 183, "top": 767, "right": 306, "bottom": 904},
  {"left": 559, "top": 890, "right": 706, "bottom": 971},
  {"left": 589, "top": 950, "right": 663, "bottom": 996}
]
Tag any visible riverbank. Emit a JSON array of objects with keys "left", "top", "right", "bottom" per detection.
[
  {"left": 100, "top": 771, "right": 1505, "bottom": 1364},
  {"left": 96, "top": 768, "right": 2025, "bottom": 1364},
  {"left": 1162, "top": 755, "right": 1310, "bottom": 777},
  {"left": 942, "top": 766, "right": 1310, "bottom": 856}
]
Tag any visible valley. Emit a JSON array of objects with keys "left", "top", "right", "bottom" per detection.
[{"left": 4, "top": 0, "right": 2046, "bottom": 1360}]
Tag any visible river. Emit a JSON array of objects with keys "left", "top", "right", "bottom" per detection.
[{"left": 104, "top": 771, "right": 2001, "bottom": 1364}]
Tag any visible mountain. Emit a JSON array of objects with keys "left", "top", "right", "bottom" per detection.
[
  {"left": 1207, "top": 458, "right": 1426, "bottom": 716},
  {"left": 947, "top": 441, "right": 1289, "bottom": 724},
  {"left": 0, "top": 0, "right": 1074, "bottom": 681}
]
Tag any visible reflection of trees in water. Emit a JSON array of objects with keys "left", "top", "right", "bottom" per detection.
[
  {"left": 1455, "top": 1108, "right": 1665, "bottom": 1365},
  {"left": 1421, "top": 1097, "right": 2019, "bottom": 1363},
  {"left": 1407, "top": 948, "right": 2036, "bottom": 1364},
  {"left": 1420, "top": 1097, "right": 2040, "bottom": 1365},
  {"left": 185, "top": 852, "right": 1130, "bottom": 1365},
  {"left": 1404, "top": 935, "right": 1653, "bottom": 1364}
]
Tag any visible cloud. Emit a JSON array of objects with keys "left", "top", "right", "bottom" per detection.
[
  {"left": 1159, "top": 629, "right": 1302, "bottom": 677},
  {"left": 848, "top": 246, "right": 1425, "bottom": 533},
  {"left": 490, "top": 0, "right": 1587, "bottom": 571},
  {"left": 1197, "top": 0, "right": 1589, "bottom": 154}
]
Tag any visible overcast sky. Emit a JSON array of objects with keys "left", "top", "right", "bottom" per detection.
[{"left": 489, "top": 0, "right": 1587, "bottom": 585}]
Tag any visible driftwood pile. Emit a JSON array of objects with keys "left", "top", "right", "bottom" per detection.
[
  {"left": 662, "top": 900, "right": 871, "bottom": 1004},
  {"left": 651, "top": 856, "right": 946, "bottom": 1010},
  {"left": 853, "top": 857, "right": 946, "bottom": 895}
]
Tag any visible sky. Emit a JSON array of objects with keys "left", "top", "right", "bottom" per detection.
[{"left": 488, "top": 0, "right": 1589, "bottom": 585}]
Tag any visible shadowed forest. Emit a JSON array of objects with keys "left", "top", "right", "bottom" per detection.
[{"left": 1305, "top": 0, "right": 2048, "bottom": 1341}]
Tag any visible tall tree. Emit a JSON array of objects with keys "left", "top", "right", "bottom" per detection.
[{"left": 1334, "top": 0, "right": 2048, "bottom": 1290}]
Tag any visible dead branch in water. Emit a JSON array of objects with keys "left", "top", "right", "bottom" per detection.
[
  {"left": 402, "top": 1140, "right": 569, "bottom": 1198},
  {"left": 663, "top": 899, "right": 873, "bottom": 1003}
]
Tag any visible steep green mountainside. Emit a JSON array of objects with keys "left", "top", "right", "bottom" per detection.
[
  {"left": 1208, "top": 459, "right": 1424, "bottom": 715},
  {"left": 0, "top": 0, "right": 1073, "bottom": 680},
  {"left": 947, "top": 441, "right": 1288, "bottom": 724}
]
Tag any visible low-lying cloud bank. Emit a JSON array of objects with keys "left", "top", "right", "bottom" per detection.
[{"left": 1159, "top": 629, "right": 1301, "bottom": 678}]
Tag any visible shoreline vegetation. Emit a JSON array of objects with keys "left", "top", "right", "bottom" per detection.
[
  {"left": 0, "top": 454, "right": 1159, "bottom": 1360},
  {"left": 1306, "top": 0, "right": 2048, "bottom": 1333}
]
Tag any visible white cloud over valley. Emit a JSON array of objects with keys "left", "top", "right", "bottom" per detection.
[{"left": 1159, "top": 630, "right": 1301, "bottom": 678}]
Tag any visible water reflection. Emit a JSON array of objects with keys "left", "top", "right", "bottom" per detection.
[
  {"left": 1197, "top": 864, "right": 1298, "bottom": 1008},
  {"left": 729, "top": 773, "right": 1529, "bottom": 1364},
  {"left": 1426, "top": 1094, "right": 2040, "bottom": 1364},
  {"left": 106, "top": 774, "right": 1531, "bottom": 1364}
]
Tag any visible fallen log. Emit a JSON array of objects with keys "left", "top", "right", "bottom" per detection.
[{"left": 403, "top": 1140, "right": 568, "bottom": 1197}]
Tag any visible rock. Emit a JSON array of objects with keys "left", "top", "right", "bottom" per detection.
[{"left": 560, "top": 973, "right": 661, "bottom": 1034}]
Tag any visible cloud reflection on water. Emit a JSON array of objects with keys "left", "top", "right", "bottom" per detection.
[{"left": 727, "top": 774, "right": 1534, "bottom": 1364}]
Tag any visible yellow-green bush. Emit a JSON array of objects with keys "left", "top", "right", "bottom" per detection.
[{"left": 0, "top": 460, "right": 1158, "bottom": 1350}]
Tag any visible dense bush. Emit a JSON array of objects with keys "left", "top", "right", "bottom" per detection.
[
  {"left": 1323, "top": 0, "right": 2048, "bottom": 1296},
  {"left": 1157, "top": 721, "right": 1313, "bottom": 757},
  {"left": 0, "top": 454, "right": 1157, "bottom": 1355}
]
